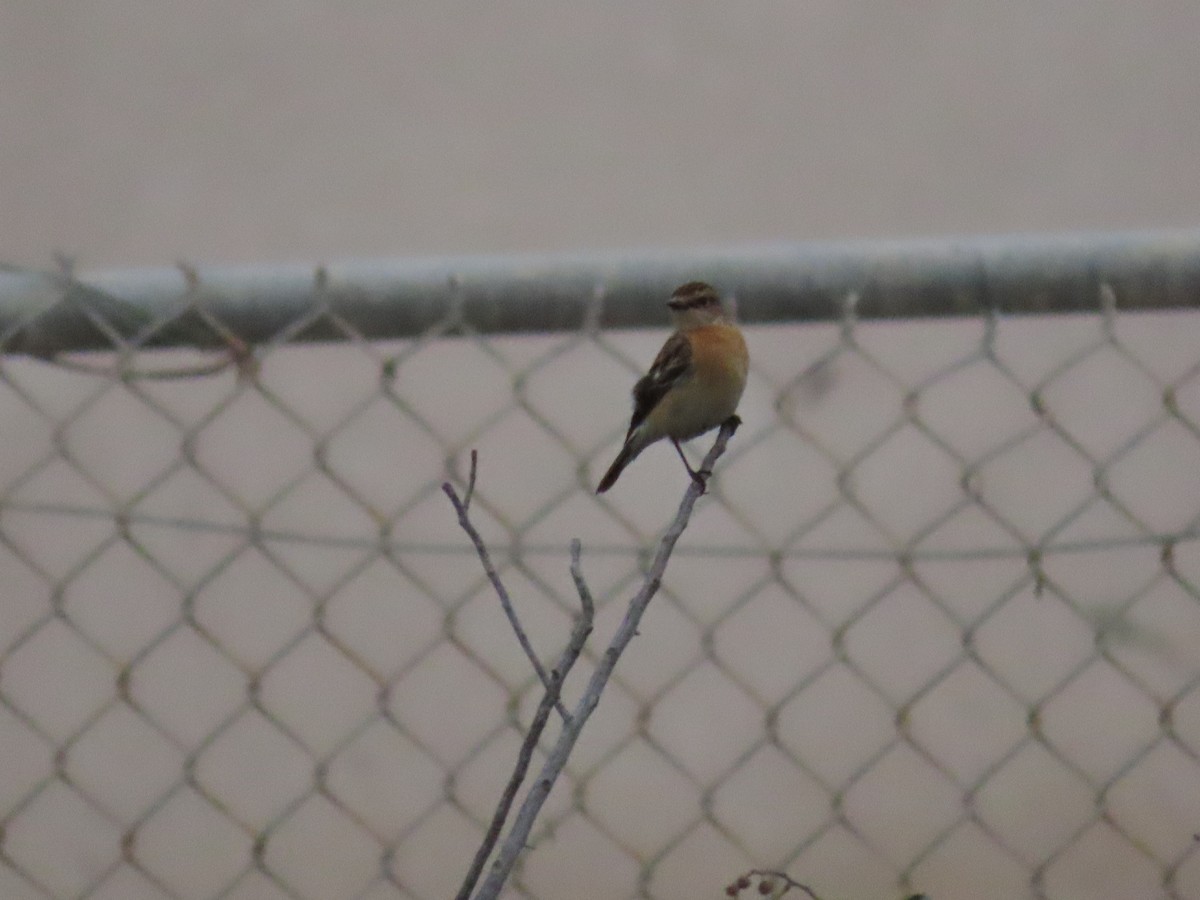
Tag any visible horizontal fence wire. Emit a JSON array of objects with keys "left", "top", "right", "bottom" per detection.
[{"left": 1, "top": 231, "right": 1199, "bottom": 900}]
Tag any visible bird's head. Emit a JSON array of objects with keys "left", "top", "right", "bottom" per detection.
[{"left": 666, "top": 281, "right": 730, "bottom": 328}]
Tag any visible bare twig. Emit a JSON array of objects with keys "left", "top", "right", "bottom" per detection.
[
  {"left": 470, "top": 415, "right": 740, "bottom": 900},
  {"left": 463, "top": 448, "right": 478, "bottom": 508},
  {"left": 442, "top": 451, "right": 569, "bottom": 720},
  {"left": 453, "top": 538, "right": 594, "bottom": 900},
  {"left": 567, "top": 537, "right": 595, "bottom": 623}
]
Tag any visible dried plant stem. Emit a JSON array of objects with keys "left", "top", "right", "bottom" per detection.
[
  {"left": 467, "top": 416, "right": 740, "bottom": 900},
  {"left": 452, "top": 538, "right": 593, "bottom": 900},
  {"left": 442, "top": 450, "right": 570, "bottom": 722}
]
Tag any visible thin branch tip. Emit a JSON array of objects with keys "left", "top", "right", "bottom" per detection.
[
  {"left": 466, "top": 448, "right": 478, "bottom": 506},
  {"left": 567, "top": 537, "right": 594, "bottom": 619},
  {"left": 441, "top": 455, "right": 567, "bottom": 721}
]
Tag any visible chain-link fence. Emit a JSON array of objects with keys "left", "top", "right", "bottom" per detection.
[{"left": 2, "top": 232, "right": 1200, "bottom": 900}]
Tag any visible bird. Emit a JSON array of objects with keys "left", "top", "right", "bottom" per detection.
[{"left": 596, "top": 281, "right": 748, "bottom": 493}]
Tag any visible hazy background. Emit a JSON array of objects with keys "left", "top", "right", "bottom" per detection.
[
  {"left": 3, "top": 5, "right": 1200, "bottom": 900},
  {"left": 2, "top": 2, "right": 1200, "bottom": 266}
]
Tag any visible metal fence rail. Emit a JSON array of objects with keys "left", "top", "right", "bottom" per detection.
[
  {"left": 4, "top": 230, "right": 1200, "bottom": 356},
  {"left": 1, "top": 232, "right": 1199, "bottom": 900}
]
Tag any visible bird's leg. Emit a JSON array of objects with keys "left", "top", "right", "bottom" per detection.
[
  {"left": 671, "top": 439, "right": 708, "bottom": 493},
  {"left": 685, "top": 417, "right": 742, "bottom": 491}
]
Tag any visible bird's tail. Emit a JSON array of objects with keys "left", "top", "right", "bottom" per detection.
[{"left": 595, "top": 438, "right": 641, "bottom": 494}]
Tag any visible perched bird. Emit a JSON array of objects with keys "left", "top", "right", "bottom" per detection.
[{"left": 596, "top": 281, "right": 748, "bottom": 493}]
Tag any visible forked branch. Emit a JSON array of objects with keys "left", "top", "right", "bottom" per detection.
[
  {"left": 442, "top": 450, "right": 571, "bottom": 722},
  {"left": 444, "top": 417, "right": 740, "bottom": 900}
]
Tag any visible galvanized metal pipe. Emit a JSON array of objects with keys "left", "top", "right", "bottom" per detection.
[{"left": 2, "top": 229, "right": 1199, "bottom": 356}]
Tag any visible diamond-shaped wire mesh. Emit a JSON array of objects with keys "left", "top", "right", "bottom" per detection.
[{"left": 1, "top": 237, "right": 1200, "bottom": 900}]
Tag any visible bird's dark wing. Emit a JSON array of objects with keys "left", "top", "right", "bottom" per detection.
[{"left": 627, "top": 331, "right": 692, "bottom": 434}]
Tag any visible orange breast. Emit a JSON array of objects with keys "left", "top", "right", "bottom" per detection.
[
  {"left": 690, "top": 324, "right": 749, "bottom": 383},
  {"left": 656, "top": 323, "right": 748, "bottom": 439}
]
